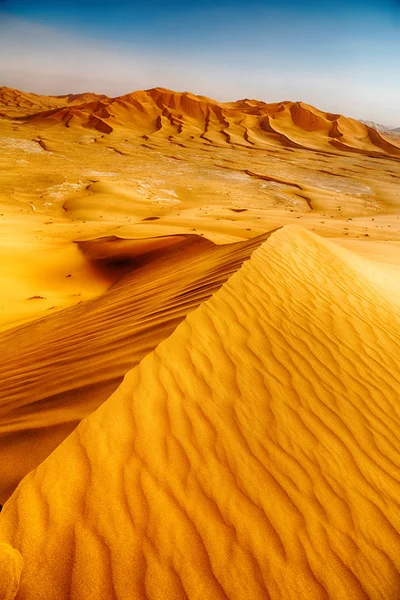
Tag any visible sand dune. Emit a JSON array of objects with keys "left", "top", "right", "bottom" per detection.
[
  {"left": 1, "top": 85, "right": 400, "bottom": 600},
  {"left": 0, "top": 87, "right": 62, "bottom": 117},
  {"left": 3, "top": 86, "right": 400, "bottom": 156},
  {"left": 1, "top": 226, "right": 400, "bottom": 599},
  {"left": 0, "top": 231, "right": 274, "bottom": 503},
  {"left": 0, "top": 87, "right": 107, "bottom": 118},
  {"left": 1, "top": 85, "right": 400, "bottom": 315}
]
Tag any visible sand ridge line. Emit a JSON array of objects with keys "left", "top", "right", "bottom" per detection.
[
  {"left": 1, "top": 226, "right": 400, "bottom": 599},
  {"left": 0, "top": 230, "right": 276, "bottom": 503}
]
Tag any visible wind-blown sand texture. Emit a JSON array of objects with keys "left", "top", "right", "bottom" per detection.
[
  {"left": 0, "top": 231, "right": 276, "bottom": 503},
  {"left": 0, "top": 87, "right": 400, "bottom": 599},
  {"left": 1, "top": 227, "right": 400, "bottom": 599}
]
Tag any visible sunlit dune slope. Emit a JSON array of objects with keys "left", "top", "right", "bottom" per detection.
[
  {"left": 0, "top": 231, "right": 274, "bottom": 504},
  {"left": 2, "top": 225, "right": 400, "bottom": 599},
  {"left": 3, "top": 86, "right": 400, "bottom": 156}
]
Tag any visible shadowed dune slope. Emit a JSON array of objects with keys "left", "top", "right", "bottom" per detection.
[
  {"left": 3, "top": 86, "right": 400, "bottom": 156},
  {"left": 1, "top": 225, "right": 400, "bottom": 599},
  {"left": 0, "top": 231, "right": 275, "bottom": 504}
]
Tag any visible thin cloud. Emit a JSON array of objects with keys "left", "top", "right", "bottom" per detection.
[{"left": 0, "top": 16, "right": 399, "bottom": 124}]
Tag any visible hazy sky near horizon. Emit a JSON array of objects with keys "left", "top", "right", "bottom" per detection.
[{"left": 0, "top": 0, "right": 399, "bottom": 123}]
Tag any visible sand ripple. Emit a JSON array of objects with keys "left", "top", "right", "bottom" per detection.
[{"left": 1, "top": 226, "right": 400, "bottom": 599}]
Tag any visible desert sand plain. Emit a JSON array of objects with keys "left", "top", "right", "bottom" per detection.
[{"left": 0, "top": 86, "right": 400, "bottom": 599}]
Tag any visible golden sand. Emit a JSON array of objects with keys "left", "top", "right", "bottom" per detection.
[
  {"left": 0, "top": 87, "right": 400, "bottom": 599},
  {"left": 1, "top": 227, "right": 400, "bottom": 599}
]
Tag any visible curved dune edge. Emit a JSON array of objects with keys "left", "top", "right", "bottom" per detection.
[
  {"left": 75, "top": 233, "right": 209, "bottom": 263},
  {"left": 1, "top": 225, "right": 400, "bottom": 599},
  {"left": 0, "top": 231, "right": 275, "bottom": 504}
]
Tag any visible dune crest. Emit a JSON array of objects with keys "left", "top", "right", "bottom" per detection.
[
  {"left": 0, "top": 231, "right": 274, "bottom": 503},
  {"left": 1, "top": 226, "right": 400, "bottom": 599}
]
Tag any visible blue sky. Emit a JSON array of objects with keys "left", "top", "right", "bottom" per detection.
[{"left": 0, "top": 0, "right": 399, "bottom": 123}]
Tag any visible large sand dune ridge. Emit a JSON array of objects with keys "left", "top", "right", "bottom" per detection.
[
  {"left": 2, "top": 86, "right": 400, "bottom": 156},
  {"left": 0, "top": 231, "right": 275, "bottom": 503},
  {"left": 1, "top": 226, "right": 400, "bottom": 599}
]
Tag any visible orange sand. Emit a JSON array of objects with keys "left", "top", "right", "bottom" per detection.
[
  {"left": 2, "top": 227, "right": 400, "bottom": 599},
  {"left": 0, "top": 87, "right": 400, "bottom": 599}
]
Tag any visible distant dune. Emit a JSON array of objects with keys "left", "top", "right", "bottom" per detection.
[
  {"left": 2, "top": 86, "right": 400, "bottom": 156},
  {"left": 360, "top": 120, "right": 400, "bottom": 134},
  {"left": 1, "top": 226, "right": 400, "bottom": 599},
  {"left": 0, "top": 86, "right": 107, "bottom": 118}
]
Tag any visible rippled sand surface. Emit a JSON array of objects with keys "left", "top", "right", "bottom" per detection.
[{"left": 1, "top": 87, "right": 400, "bottom": 599}]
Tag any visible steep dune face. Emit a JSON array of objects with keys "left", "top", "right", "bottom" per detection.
[
  {"left": 289, "top": 101, "right": 332, "bottom": 131},
  {"left": 327, "top": 115, "right": 400, "bottom": 156},
  {"left": 367, "top": 127, "right": 400, "bottom": 155},
  {"left": 4, "top": 86, "right": 400, "bottom": 156},
  {"left": 0, "top": 231, "right": 274, "bottom": 503},
  {"left": 1, "top": 226, "right": 400, "bottom": 599}
]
